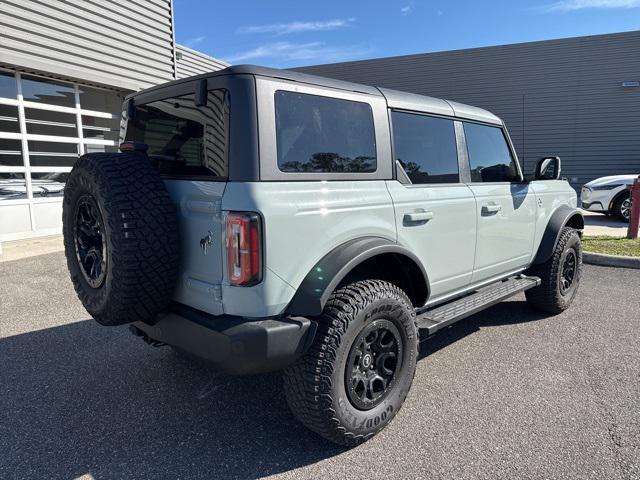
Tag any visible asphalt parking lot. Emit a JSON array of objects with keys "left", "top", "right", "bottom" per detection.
[{"left": 1, "top": 253, "right": 639, "bottom": 480}]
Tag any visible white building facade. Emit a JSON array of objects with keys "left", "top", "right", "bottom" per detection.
[{"left": 0, "top": 0, "right": 226, "bottom": 241}]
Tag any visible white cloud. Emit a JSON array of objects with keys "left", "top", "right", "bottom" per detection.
[
  {"left": 183, "top": 35, "right": 206, "bottom": 47},
  {"left": 224, "top": 41, "right": 370, "bottom": 66},
  {"left": 401, "top": 4, "right": 413, "bottom": 15},
  {"left": 237, "top": 18, "right": 355, "bottom": 36},
  {"left": 545, "top": 0, "right": 640, "bottom": 11}
]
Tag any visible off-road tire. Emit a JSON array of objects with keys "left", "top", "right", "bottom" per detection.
[
  {"left": 613, "top": 192, "right": 631, "bottom": 223},
  {"left": 283, "top": 280, "right": 418, "bottom": 446},
  {"left": 525, "top": 227, "right": 582, "bottom": 314},
  {"left": 62, "top": 152, "right": 179, "bottom": 326}
]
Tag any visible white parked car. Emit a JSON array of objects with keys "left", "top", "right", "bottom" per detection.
[{"left": 581, "top": 174, "right": 638, "bottom": 222}]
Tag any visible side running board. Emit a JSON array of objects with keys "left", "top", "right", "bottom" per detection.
[{"left": 416, "top": 275, "right": 541, "bottom": 336}]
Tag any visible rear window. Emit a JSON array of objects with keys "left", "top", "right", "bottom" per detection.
[
  {"left": 125, "top": 89, "right": 229, "bottom": 178},
  {"left": 275, "top": 91, "right": 376, "bottom": 173}
]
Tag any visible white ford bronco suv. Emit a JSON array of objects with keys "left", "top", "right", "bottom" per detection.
[{"left": 63, "top": 65, "right": 584, "bottom": 446}]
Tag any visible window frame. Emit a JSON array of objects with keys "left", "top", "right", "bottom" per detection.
[
  {"left": 460, "top": 119, "right": 524, "bottom": 185},
  {"left": 389, "top": 108, "right": 465, "bottom": 188},
  {"left": 256, "top": 77, "right": 392, "bottom": 182}
]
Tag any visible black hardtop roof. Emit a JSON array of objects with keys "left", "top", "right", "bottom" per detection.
[
  {"left": 125, "top": 64, "right": 381, "bottom": 100},
  {"left": 125, "top": 64, "right": 501, "bottom": 125}
]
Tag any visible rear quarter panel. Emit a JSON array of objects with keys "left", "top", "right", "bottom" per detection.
[{"left": 221, "top": 181, "right": 397, "bottom": 316}]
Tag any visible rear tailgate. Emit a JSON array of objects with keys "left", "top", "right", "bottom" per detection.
[{"left": 165, "top": 180, "right": 226, "bottom": 315}]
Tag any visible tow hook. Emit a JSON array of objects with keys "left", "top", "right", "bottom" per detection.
[{"left": 129, "top": 325, "right": 167, "bottom": 347}]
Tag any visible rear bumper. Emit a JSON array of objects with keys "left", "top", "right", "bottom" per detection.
[{"left": 131, "top": 305, "right": 316, "bottom": 375}]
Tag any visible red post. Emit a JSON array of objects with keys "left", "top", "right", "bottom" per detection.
[{"left": 627, "top": 176, "right": 640, "bottom": 240}]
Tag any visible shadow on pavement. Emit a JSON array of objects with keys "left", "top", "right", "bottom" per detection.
[
  {"left": 420, "top": 300, "right": 550, "bottom": 358},
  {"left": 582, "top": 211, "right": 627, "bottom": 229},
  {"left": 1, "top": 300, "right": 550, "bottom": 480},
  {"left": 0, "top": 319, "right": 345, "bottom": 480}
]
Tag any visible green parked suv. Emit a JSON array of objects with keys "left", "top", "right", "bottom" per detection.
[{"left": 62, "top": 65, "right": 584, "bottom": 446}]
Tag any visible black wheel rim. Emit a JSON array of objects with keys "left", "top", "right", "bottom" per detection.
[
  {"left": 559, "top": 248, "right": 577, "bottom": 295},
  {"left": 345, "top": 319, "right": 403, "bottom": 411},
  {"left": 74, "top": 194, "right": 107, "bottom": 289}
]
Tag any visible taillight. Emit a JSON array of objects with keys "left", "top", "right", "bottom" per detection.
[
  {"left": 225, "top": 212, "right": 262, "bottom": 286},
  {"left": 119, "top": 141, "right": 148, "bottom": 153}
]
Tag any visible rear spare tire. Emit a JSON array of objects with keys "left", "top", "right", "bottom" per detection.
[{"left": 62, "top": 152, "right": 179, "bottom": 326}]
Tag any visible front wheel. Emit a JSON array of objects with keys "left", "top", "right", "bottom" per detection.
[
  {"left": 283, "top": 280, "right": 418, "bottom": 446},
  {"left": 525, "top": 226, "right": 582, "bottom": 314},
  {"left": 614, "top": 193, "right": 631, "bottom": 223}
]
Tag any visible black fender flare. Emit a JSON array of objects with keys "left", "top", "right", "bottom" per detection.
[
  {"left": 286, "top": 236, "right": 430, "bottom": 317},
  {"left": 532, "top": 206, "right": 584, "bottom": 265}
]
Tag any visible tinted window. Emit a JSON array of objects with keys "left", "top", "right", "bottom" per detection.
[
  {"left": 464, "top": 123, "right": 518, "bottom": 182},
  {"left": 0, "top": 104, "right": 20, "bottom": 133},
  {"left": 125, "top": 90, "right": 229, "bottom": 177},
  {"left": 392, "top": 111, "right": 459, "bottom": 184},
  {"left": 25, "top": 109, "right": 77, "bottom": 137},
  {"left": 275, "top": 91, "right": 376, "bottom": 173},
  {"left": 31, "top": 172, "right": 68, "bottom": 198},
  {"left": 0, "top": 71, "right": 17, "bottom": 98},
  {"left": 78, "top": 85, "right": 122, "bottom": 112},
  {"left": 0, "top": 139, "right": 23, "bottom": 167},
  {"left": 82, "top": 115, "right": 120, "bottom": 144},
  {"left": 21, "top": 75, "right": 76, "bottom": 107},
  {"left": 0, "top": 172, "right": 26, "bottom": 201}
]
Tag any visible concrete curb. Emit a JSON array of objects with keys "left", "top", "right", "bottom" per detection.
[
  {"left": 583, "top": 251, "right": 640, "bottom": 269},
  {"left": 0, "top": 235, "right": 63, "bottom": 263}
]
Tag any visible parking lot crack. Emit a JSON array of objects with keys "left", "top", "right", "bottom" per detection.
[{"left": 584, "top": 365, "right": 632, "bottom": 480}]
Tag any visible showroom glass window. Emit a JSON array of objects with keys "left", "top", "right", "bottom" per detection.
[
  {"left": 275, "top": 91, "right": 377, "bottom": 173},
  {"left": 0, "top": 68, "right": 123, "bottom": 238},
  {"left": 391, "top": 111, "right": 459, "bottom": 184},
  {"left": 464, "top": 122, "right": 519, "bottom": 182},
  {"left": 0, "top": 71, "right": 23, "bottom": 201}
]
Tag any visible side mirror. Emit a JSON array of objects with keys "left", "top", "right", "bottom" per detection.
[{"left": 534, "top": 156, "right": 561, "bottom": 180}]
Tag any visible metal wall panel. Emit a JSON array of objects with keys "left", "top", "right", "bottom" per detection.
[
  {"left": 0, "top": 0, "right": 177, "bottom": 91},
  {"left": 295, "top": 31, "right": 640, "bottom": 188},
  {"left": 176, "top": 44, "right": 229, "bottom": 79}
]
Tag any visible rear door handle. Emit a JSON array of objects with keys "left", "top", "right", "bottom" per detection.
[
  {"left": 403, "top": 211, "right": 434, "bottom": 225},
  {"left": 482, "top": 203, "right": 502, "bottom": 215}
]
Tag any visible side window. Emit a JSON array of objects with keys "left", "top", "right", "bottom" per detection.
[
  {"left": 125, "top": 90, "right": 229, "bottom": 177},
  {"left": 463, "top": 122, "right": 519, "bottom": 183},
  {"left": 391, "top": 111, "right": 459, "bottom": 184},
  {"left": 275, "top": 91, "right": 376, "bottom": 173}
]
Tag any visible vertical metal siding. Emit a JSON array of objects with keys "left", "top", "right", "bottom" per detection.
[
  {"left": 295, "top": 31, "right": 640, "bottom": 188},
  {"left": 0, "top": 0, "right": 176, "bottom": 91},
  {"left": 175, "top": 44, "right": 229, "bottom": 79}
]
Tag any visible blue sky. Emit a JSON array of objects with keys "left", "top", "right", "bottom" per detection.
[{"left": 174, "top": 0, "right": 640, "bottom": 67}]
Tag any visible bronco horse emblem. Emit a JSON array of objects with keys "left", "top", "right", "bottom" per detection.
[{"left": 200, "top": 230, "right": 214, "bottom": 255}]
